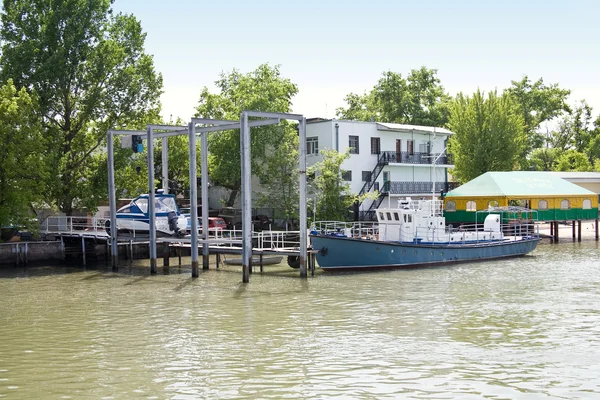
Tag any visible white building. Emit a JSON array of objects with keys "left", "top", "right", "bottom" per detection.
[{"left": 306, "top": 119, "right": 457, "bottom": 220}]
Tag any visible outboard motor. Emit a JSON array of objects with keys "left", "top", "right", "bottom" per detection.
[{"left": 167, "top": 211, "right": 180, "bottom": 234}]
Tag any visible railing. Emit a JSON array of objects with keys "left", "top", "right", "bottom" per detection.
[
  {"left": 40, "top": 216, "right": 109, "bottom": 234},
  {"left": 311, "top": 221, "right": 379, "bottom": 239},
  {"left": 380, "top": 181, "right": 459, "bottom": 195},
  {"left": 379, "top": 151, "right": 454, "bottom": 165}
]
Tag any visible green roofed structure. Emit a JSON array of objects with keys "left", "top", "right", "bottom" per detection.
[{"left": 443, "top": 171, "right": 599, "bottom": 224}]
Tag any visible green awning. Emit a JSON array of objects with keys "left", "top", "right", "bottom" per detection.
[{"left": 446, "top": 171, "right": 596, "bottom": 197}]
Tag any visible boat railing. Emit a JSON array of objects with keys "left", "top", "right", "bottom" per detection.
[{"left": 311, "top": 221, "right": 379, "bottom": 239}]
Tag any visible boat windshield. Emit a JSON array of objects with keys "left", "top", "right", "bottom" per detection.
[
  {"left": 133, "top": 196, "right": 178, "bottom": 214},
  {"left": 156, "top": 196, "right": 178, "bottom": 213}
]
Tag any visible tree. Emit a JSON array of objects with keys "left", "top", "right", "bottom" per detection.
[
  {"left": 528, "top": 147, "right": 558, "bottom": 171},
  {"left": 255, "top": 124, "right": 299, "bottom": 223},
  {"left": 336, "top": 67, "right": 450, "bottom": 126},
  {"left": 0, "top": 0, "right": 163, "bottom": 215},
  {"left": 547, "top": 101, "right": 593, "bottom": 154},
  {"left": 0, "top": 80, "right": 44, "bottom": 231},
  {"left": 505, "top": 76, "right": 571, "bottom": 156},
  {"left": 194, "top": 64, "right": 299, "bottom": 206},
  {"left": 554, "top": 150, "right": 592, "bottom": 172},
  {"left": 448, "top": 90, "right": 525, "bottom": 183},
  {"left": 308, "top": 149, "right": 353, "bottom": 221}
]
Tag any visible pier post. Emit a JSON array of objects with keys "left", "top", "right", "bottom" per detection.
[
  {"left": 554, "top": 221, "right": 559, "bottom": 243},
  {"left": 188, "top": 122, "right": 199, "bottom": 278},
  {"left": 201, "top": 130, "right": 210, "bottom": 270},
  {"left": 596, "top": 219, "right": 598, "bottom": 240},
  {"left": 572, "top": 221, "right": 576, "bottom": 241},
  {"left": 107, "top": 130, "right": 118, "bottom": 270},
  {"left": 216, "top": 253, "right": 220, "bottom": 269},
  {"left": 578, "top": 220, "right": 582, "bottom": 242},
  {"left": 81, "top": 236, "right": 86, "bottom": 267},
  {"left": 241, "top": 112, "right": 251, "bottom": 283},
  {"left": 163, "top": 242, "right": 170, "bottom": 267},
  {"left": 147, "top": 126, "right": 157, "bottom": 274},
  {"left": 298, "top": 117, "right": 308, "bottom": 278}
]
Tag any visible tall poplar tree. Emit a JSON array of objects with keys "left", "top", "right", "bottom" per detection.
[
  {"left": 0, "top": 0, "right": 163, "bottom": 215},
  {"left": 0, "top": 80, "right": 43, "bottom": 231},
  {"left": 448, "top": 90, "right": 525, "bottom": 183}
]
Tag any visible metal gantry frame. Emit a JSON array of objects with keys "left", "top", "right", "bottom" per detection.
[{"left": 107, "top": 111, "right": 308, "bottom": 281}]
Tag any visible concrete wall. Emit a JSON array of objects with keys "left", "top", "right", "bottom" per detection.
[{"left": 0, "top": 242, "right": 64, "bottom": 265}]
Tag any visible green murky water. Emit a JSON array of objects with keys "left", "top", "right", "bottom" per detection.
[{"left": 1, "top": 240, "right": 599, "bottom": 399}]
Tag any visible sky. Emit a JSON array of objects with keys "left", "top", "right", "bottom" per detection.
[{"left": 113, "top": 0, "right": 600, "bottom": 125}]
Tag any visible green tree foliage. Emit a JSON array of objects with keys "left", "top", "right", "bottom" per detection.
[
  {"left": 0, "top": 0, "right": 163, "bottom": 215},
  {"left": 506, "top": 76, "right": 571, "bottom": 156},
  {"left": 528, "top": 147, "right": 558, "bottom": 171},
  {"left": 547, "top": 101, "right": 593, "bottom": 154},
  {"left": 308, "top": 149, "right": 353, "bottom": 221},
  {"left": 336, "top": 67, "right": 450, "bottom": 126},
  {"left": 194, "top": 64, "right": 298, "bottom": 206},
  {"left": 554, "top": 150, "right": 592, "bottom": 172},
  {"left": 448, "top": 90, "right": 525, "bottom": 183},
  {"left": 255, "top": 125, "right": 299, "bottom": 222},
  {"left": 0, "top": 80, "right": 44, "bottom": 230}
]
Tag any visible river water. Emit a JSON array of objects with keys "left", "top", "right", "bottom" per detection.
[{"left": 1, "top": 240, "right": 599, "bottom": 399}]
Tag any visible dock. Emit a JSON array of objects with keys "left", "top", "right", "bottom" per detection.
[{"left": 33, "top": 215, "right": 316, "bottom": 276}]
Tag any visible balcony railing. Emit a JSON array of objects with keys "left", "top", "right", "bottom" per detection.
[
  {"left": 379, "top": 181, "right": 460, "bottom": 195},
  {"left": 378, "top": 151, "right": 454, "bottom": 165}
]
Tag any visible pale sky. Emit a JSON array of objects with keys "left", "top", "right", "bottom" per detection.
[{"left": 113, "top": 0, "right": 600, "bottom": 124}]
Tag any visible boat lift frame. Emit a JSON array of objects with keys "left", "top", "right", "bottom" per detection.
[{"left": 107, "top": 111, "right": 308, "bottom": 282}]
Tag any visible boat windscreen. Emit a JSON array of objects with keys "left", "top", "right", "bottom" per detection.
[
  {"left": 156, "top": 197, "right": 178, "bottom": 213},
  {"left": 134, "top": 198, "right": 148, "bottom": 213}
]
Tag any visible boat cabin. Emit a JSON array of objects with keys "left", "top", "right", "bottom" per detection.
[{"left": 376, "top": 198, "right": 503, "bottom": 243}]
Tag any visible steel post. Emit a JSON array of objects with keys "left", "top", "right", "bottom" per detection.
[
  {"left": 201, "top": 131, "right": 210, "bottom": 269},
  {"left": 189, "top": 122, "right": 199, "bottom": 277},
  {"left": 107, "top": 130, "right": 118, "bottom": 270},
  {"left": 298, "top": 117, "right": 308, "bottom": 278},
  {"left": 241, "top": 112, "right": 251, "bottom": 283},
  {"left": 162, "top": 136, "right": 169, "bottom": 193},
  {"left": 147, "top": 126, "right": 157, "bottom": 274}
]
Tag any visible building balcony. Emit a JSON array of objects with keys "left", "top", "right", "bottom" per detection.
[
  {"left": 375, "top": 181, "right": 460, "bottom": 195},
  {"left": 378, "top": 151, "right": 454, "bottom": 165}
]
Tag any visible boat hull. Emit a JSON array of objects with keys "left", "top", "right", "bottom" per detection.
[
  {"left": 310, "top": 235, "right": 541, "bottom": 270},
  {"left": 223, "top": 255, "right": 283, "bottom": 266}
]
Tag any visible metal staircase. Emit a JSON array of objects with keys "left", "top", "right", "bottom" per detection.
[
  {"left": 358, "top": 153, "right": 389, "bottom": 198},
  {"left": 356, "top": 153, "right": 390, "bottom": 221}
]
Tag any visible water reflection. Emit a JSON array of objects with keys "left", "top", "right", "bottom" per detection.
[{"left": 0, "top": 241, "right": 599, "bottom": 398}]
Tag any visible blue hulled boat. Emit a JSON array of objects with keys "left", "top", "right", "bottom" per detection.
[{"left": 310, "top": 198, "right": 540, "bottom": 271}]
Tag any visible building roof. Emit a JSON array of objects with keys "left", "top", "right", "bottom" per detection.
[
  {"left": 550, "top": 171, "right": 600, "bottom": 182},
  {"left": 445, "top": 171, "right": 597, "bottom": 197},
  {"left": 376, "top": 122, "right": 454, "bottom": 135}
]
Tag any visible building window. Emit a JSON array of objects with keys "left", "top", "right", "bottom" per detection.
[
  {"left": 349, "top": 136, "right": 359, "bottom": 154},
  {"left": 446, "top": 201, "right": 456, "bottom": 212},
  {"left": 371, "top": 137, "right": 380, "bottom": 154},
  {"left": 407, "top": 140, "right": 414, "bottom": 155},
  {"left": 466, "top": 200, "right": 477, "bottom": 212},
  {"left": 342, "top": 170, "right": 352, "bottom": 181},
  {"left": 488, "top": 200, "right": 499, "bottom": 209},
  {"left": 538, "top": 200, "right": 548, "bottom": 210},
  {"left": 561, "top": 199, "right": 570, "bottom": 210},
  {"left": 362, "top": 171, "right": 371, "bottom": 182},
  {"left": 307, "top": 137, "right": 318, "bottom": 155},
  {"left": 583, "top": 199, "right": 592, "bottom": 209}
]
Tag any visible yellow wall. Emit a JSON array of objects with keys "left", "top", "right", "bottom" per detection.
[{"left": 445, "top": 195, "right": 598, "bottom": 211}]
